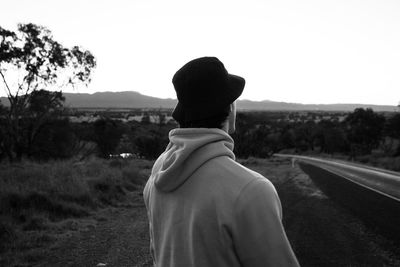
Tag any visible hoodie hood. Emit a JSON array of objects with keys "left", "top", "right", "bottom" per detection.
[{"left": 151, "top": 128, "right": 235, "bottom": 192}]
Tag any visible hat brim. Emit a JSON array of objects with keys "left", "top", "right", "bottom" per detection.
[
  {"left": 227, "top": 74, "right": 245, "bottom": 104},
  {"left": 172, "top": 73, "right": 245, "bottom": 123}
]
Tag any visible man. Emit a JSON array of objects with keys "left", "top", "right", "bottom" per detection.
[{"left": 143, "top": 57, "right": 299, "bottom": 267}]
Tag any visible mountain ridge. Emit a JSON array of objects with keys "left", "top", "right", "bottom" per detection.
[{"left": 0, "top": 91, "right": 397, "bottom": 112}]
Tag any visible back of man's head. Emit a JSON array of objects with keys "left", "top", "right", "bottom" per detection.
[{"left": 172, "top": 57, "right": 245, "bottom": 128}]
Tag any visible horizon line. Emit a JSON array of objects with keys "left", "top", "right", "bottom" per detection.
[{"left": 0, "top": 90, "right": 399, "bottom": 107}]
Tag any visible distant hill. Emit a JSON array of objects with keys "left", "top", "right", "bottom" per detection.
[
  {"left": 63, "top": 91, "right": 177, "bottom": 109},
  {"left": 237, "top": 99, "right": 398, "bottom": 112},
  {"left": 0, "top": 91, "right": 398, "bottom": 112},
  {"left": 0, "top": 91, "right": 177, "bottom": 109}
]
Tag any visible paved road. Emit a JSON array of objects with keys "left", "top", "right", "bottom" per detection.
[
  {"left": 275, "top": 154, "right": 400, "bottom": 245},
  {"left": 275, "top": 154, "right": 400, "bottom": 201}
]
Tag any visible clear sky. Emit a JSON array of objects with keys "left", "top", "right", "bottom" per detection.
[{"left": 1, "top": 0, "right": 400, "bottom": 105}]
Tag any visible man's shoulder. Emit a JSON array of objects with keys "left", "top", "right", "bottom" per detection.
[
  {"left": 216, "top": 156, "right": 263, "bottom": 176},
  {"left": 200, "top": 156, "right": 270, "bottom": 190}
]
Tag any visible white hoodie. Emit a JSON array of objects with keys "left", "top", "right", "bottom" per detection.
[{"left": 143, "top": 128, "right": 299, "bottom": 267}]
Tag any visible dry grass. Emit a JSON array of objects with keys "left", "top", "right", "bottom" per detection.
[{"left": 0, "top": 157, "right": 151, "bottom": 260}]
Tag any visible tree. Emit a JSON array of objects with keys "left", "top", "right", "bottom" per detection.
[
  {"left": 384, "top": 113, "right": 400, "bottom": 155},
  {"left": 293, "top": 121, "right": 318, "bottom": 152},
  {"left": 133, "top": 135, "right": 164, "bottom": 159},
  {"left": 316, "top": 120, "right": 347, "bottom": 155},
  {"left": 29, "top": 118, "right": 78, "bottom": 160},
  {"left": 345, "top": 108, "right": 385, "bottom": 157},
  {"left": 0, "top": 100, "right": 9, "bottom": 160},
  {"left": 93, "top": 118, "right": 124, "bottom": 158},
  {"left": 385, "top": 113, "right": 400, "bottom": 139},
  {"left": 25, "top": 89, "right": 66, "bottom": 157},
  {"left": 141, "top": 113, "right": 151, "bottom": 124},
  {"left": 279, "top": 125, "right": 295, "bottom": 150},
  {"left": 0, "top": 23, "right": 96, "bottom": 161}
]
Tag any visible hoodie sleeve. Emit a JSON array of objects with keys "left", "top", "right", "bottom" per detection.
[{"left": 232, "top": 178, "right": 300, "bottom": 267}]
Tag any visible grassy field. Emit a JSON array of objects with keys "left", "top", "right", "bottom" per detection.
[
  {"left": 0, "top": 157, "right": 152, "bottom": 266},
  {"left": 1, "top": 157, "right": 400, "bottom": 266}
]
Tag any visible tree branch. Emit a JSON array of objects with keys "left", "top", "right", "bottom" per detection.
[
  {"left": 24, "top": 83, "right": 38, "bottom": 110},
  {"left": 0, "top": 68, "right": 13, "bottom": 97}
]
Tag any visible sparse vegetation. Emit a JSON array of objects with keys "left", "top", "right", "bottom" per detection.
[
  {"left": 0, "top": 157, "right": 151, "bottom": 266},
  {"left": 0, "top": 158, "right": 149, "bottom": 217}
]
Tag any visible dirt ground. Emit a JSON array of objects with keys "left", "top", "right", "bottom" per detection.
[
  {"left": 38, "top": 200, "right": 153, "bottom": 267},
  {"left": 3, "top": 157, "right": 400, "bottom": 266}
]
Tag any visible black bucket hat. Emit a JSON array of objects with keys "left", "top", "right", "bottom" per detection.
[{"left": 172, "top": 57, "right": 245, "bottom": 123}]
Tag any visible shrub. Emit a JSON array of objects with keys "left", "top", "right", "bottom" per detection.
[
  {"left": 88, "top": 176, "right": 126, "bottom": 205},
  {"left": 375, "top": 156, "right": 400, "bottom": 172}
]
